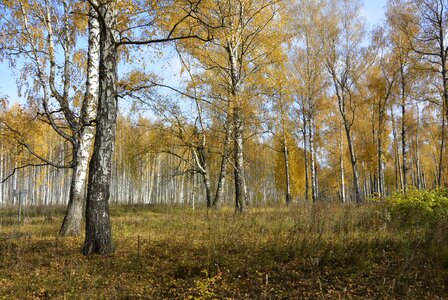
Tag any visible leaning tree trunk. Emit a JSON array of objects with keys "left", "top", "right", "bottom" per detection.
[
  {"left": 59, "top": 5, "right": 99, "bottom": 236},
  {"left": 82, "top": 3, "right": 117, "bottom": 256}
]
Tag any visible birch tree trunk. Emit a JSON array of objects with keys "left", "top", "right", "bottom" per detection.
[
  {"left": 401, "top": 95, "right": 407, "bottom": 193},
  {"left": 195, "top": 146, "right": 213, "bottom": 208},
  {"left": 344, "top": 124, "right": 361, "bottom": 203},
  {"left": 233, "top": 106, "right": 247, "bottom": 212},
  {"left": 229, "top": 41, "right": 247, "bottom": 212},
  {"left": 340, "top": 127, "right": 346, "bottom": 203},
  {"left": 377, "top": 105, "right": 385, "bottom": 198},
  {"left": 212, "top": 107, "right": 232, "bottom": 208},
  {"left": 279, "top": 100, "right": 292, "bottom": 205},
  {"left": 399, "top": 62, "right": 408, "bottom": 193},
  {"left": 283, "top": 133, "right": 292, "bottom": 205},
  {"left": 415, "top": 105, "right": 422, "bottom": 189},
  {"left": 60, "top": 3, "right": 99, "bottom": 236},
  {"left": 0, "top": 141, "right": 3, "bottom": 206},
  {"left": 309, "top": 117, "right": 318, "bottom": 203},
  {"left": 438, "top": 107, "right": 445, "bottom": 187},
  {"left": 82, "top": 2, "right": 117, "bottom": 255},
  {"left": 302, "top": 112, "right": 310, "bottom": 202}
]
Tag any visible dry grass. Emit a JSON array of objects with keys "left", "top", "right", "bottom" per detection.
[{"left": 1, "top": 203, "right": 447, "bottom": 299}]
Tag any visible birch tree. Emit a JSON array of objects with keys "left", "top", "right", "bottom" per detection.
[
  {"left": 394, "top": 0, "right": 448, "bottom": 187},
  {"left": 386, "top": 0, "right": 419, "bottom": 192},
  {"left": 0, "top": 0, "right": 100, "bottom": 236},
  {"left": 322, "top": 0, "right": 369, "bottom": 203},
  {"left": 292, "top": 0, "right": 328, "bottom": 203},
  {"left": 81, "top": 0, "right": 214, "bottom": 254},
  {"left": 176, "top": 0, "right": 286, "bottom": 212},
  {"left": 367, "top": 27, "right": 399, "bottom": 198},
  {"left": 59, "top": 0, "right": 99, "bottom": 236}
]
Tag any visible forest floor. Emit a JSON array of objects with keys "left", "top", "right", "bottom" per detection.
[{"left": 0, "top": 203, "right": 447, "bottom": 299}]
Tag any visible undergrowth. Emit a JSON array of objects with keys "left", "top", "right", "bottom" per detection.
[{"left": 0, "top": 200, "right": 447, "bottom": 299}]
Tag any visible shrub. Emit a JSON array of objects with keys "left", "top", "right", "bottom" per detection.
[{"left": 387, "top": 189, "right": 448, "bottom": 227}]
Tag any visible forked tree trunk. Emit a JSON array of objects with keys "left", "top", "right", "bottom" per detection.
[
  {"left": 195, "top": 146, "right": 212, "bottom": 208},
  {"left": 212, "top": 112, "right": 232, "bottom": 208},
  {"left": 60, "top": 4, "right": 99, "bottom": 236},
  {"left": 82, "top": 2, "right": 117, "bottom": 256}
]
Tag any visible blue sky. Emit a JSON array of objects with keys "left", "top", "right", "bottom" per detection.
[
  {"left": 361, "top": 0, "right": 387, "bottom": 28},
  {"left": 0, "top": 0, "right": 388, "bottom": 106}
]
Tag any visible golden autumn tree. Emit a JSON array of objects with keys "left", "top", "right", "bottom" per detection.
[
  {"left": 176, "top": 0, "right": 289, "bottom": 212},
  {"left": 0, "top": 0, "right": 101, "bottom": 236},
  {"left": 321, "top": 0, "right": 372, "bottom": 203}
]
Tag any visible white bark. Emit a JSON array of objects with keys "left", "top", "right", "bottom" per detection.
[
  {"left": 340, "top": 127, "right": 346, "bottom": 203},
  {"left": 60, "top": 2, "right": 100, "bottom": 236},
  {"left": 82, "top": 1, "right": 117, "bottom": 255}
]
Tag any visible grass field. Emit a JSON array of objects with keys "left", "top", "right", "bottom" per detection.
[{"left": 1, "top": 203, "right": 447, "bottom": 299}]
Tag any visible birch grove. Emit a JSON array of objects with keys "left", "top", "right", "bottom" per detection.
[{"left": 0, "top": 0, "right": 448, "bottom": 255}]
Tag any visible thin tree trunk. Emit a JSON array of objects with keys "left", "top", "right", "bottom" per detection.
[
  {"left": 401, "top": 100, "right": 407, "bottom": 193},
  {"left": 302, "top": 112, "right": 310, "bottom": 202},
  {"left": 391, "top": 109, "right": 402, "bottom": 191},
  {"left": 283, "top": 134, "right": 292, "bottom": 205},
  {"left": 438, "top": 107, "right": 445, "bottom": 187},
  {"left": 309, "top": 116, "right": 317, "bottom": 203},
  {"left": 377, "top": 107, "right": 385, "bottom": 198},
  {"left": 195, "top": 146, "right": 213, "bottom": 208},
  {"left": 280, "top": 100, "right": 292, "bottom": 205},
  {"left": 340, "top": 127, "right": 346, "bottom": 203},
  {"left": 415, "top": 105, "right": 422, "bottom": 189},
  {"left": 344, "top": 125, "right": 362, "bottom": 203},
  {"left": 400, "top": 63, "right": 408, "bottom": 193},
  {"left": 0, "top": 141, "right": 3, "bottom": 206},
  {"left": 13, "top": 163, "right": 17, "bottom": 206},
  {"left": 212, "top": 103, "right": 233, "bottom": 208},
  {"left": 233, "top": 106, "right": 247, "bottom": 212}
]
